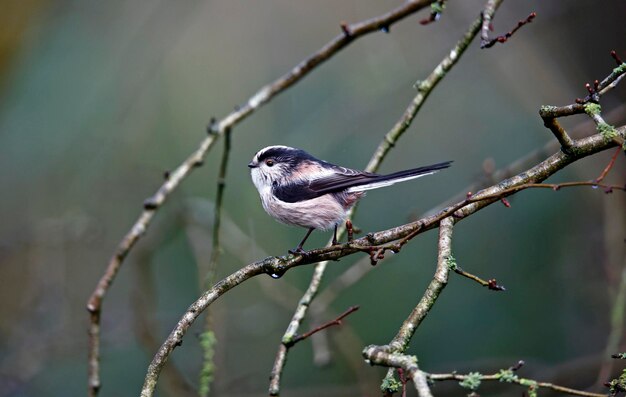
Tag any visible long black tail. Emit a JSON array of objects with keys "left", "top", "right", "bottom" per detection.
[{"left": 346, "top": 161, "right": 452, "bottom": 192}]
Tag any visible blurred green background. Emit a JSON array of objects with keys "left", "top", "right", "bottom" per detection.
[{"left": 1, "top": 1, "right": 625, "bottom": 396}]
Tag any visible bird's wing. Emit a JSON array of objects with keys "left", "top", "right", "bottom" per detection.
[
  {"left": 272, "top": 169, "right": 376, "bottom": 203},
  {"left": 272, "top": 161, "right": 452, "bottom": 203}
]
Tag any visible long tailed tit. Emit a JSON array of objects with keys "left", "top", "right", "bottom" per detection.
[{"left": 248, "top": 145, "right": 451, "bottom": 253}]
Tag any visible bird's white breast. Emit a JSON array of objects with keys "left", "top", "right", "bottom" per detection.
[{"left": 259, "top": 191, "right": 346, "bottom": 230}]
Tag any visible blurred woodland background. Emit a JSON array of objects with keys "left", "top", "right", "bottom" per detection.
[{"left": 1, "top": 1, "right": 625, "bottom": 396}]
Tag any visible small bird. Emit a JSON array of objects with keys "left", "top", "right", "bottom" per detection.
[{"left": 248, "top": 145, "right": 451, "bottom": 253}]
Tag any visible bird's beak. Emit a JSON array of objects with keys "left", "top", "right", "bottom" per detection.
[{"left": 248, "top": 162, "right": 258, "bottom": 168}]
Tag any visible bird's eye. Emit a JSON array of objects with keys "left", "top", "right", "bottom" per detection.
[{"left": 265, "top": 159, "right": 274, "bottom": 167}]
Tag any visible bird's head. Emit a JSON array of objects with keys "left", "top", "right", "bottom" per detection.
[{"left": 248, "top": 145, "right": 318, "bottom": 192}]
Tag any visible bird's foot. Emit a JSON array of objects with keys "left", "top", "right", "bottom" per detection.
[{"left": 288, "top": 247, "right": 306, "bottom": 255}]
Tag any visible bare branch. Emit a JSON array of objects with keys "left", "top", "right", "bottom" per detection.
[
  {"left": 452, "top": 263, "right": 506, "bottom": 291},
  {"left": 596, "top": 147, "right": 622, "bottom": 183},
  {"left": 481, "top": 11, "right": 536, "bottom": 49},
  {"left": 198, "top": 127, "right": 232, "bottom": 397},
  {"left": 85, "top": 1, "right": 436, "bottom": 394},
  {"left": 367, "top": 10, "right": 486, "bottom": 171},
  {"left": 389, "top": 217, "right": 454, "bottom": 352},
  {"left": 268, "top": 9, "right": 495, "bottom": 393},
  {"left": 430, "top": 365, "right": 607, "bottom": 397},
  {"left": 206, "top": 128, "right": 232, "bottom": 285},
  {"left": 287, "top": 306, "right": 359, "bottom": 347},
  {"left": 139, "top": 122, "right": 625, "bottom": 397}
]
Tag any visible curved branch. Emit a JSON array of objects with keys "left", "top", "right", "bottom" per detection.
[{"left": 140, "top": 126, "right": 625, "bottom": 396}]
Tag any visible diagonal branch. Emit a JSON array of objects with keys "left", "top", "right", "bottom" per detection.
[
  {"left": 139, "top": 124, "right": 624, "bottom": 397},
  {"left": 312, "top": 104, "right": 626, "bottom": 330},
  {"left": 287, "top": 305, "right": 359, "bottom": 347},
  {"left": 389, "top": 217, "right": 454, "bottom": 352},
  {"left": 268, "top": 7, "right": 500, "bottom": 395}
]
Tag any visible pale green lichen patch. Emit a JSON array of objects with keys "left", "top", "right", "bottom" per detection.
[
  {"left": 446, "top": 255, "right": 457, "bottom": 270},
  {"left": 598, "top": 122, "right": 618, "bottom": 140},
  {"left": 607, "top": 368, "right": 626, "bottom": 396},
  {"left": 613, "top": 63, "right": 626, "bottom": 75},
  {"left": 497, "top": 369, "right": 518, "bottom": 383},
  {"left": 380, "top": 376, "right": 402, "bottom": 393},
  {"left": 519, "top": 379, "right": 538, "bottom": 397},
  {"left": 459, "top": 372, "right": 482, "bottom": 391},
  {"left": 584, "top": 102, "right": 602, "bottom": 116},
  {"left": 431, "top": 1, "right": 445, "bottom": 13},
  {"left": 540, "top": 105, "right": 558, "bottom": 114},
  {"left": 199, "top": 330, "right": 217, "bottom": 397}
]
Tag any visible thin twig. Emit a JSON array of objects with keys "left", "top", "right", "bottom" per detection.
[
  {"left": 351, "top": 177, "right": 625, "bottom": 268},
  {"left": 421, "top": 104, "right": 626, "bottom": 220},
  {"left": 198, "top": 128, "right": 232, "bottom": 397},
  {"left": 453, "top": 265, "right": 506, "bottom": 291},
  {"left": 367, "top": 9, "right": 489, "bottom": 171},
  {"left": 316, "top": 106, "right": 626, "bottom": 323},
  {"left": 85, "top": 1, "right": 435, "bottom": 395},
  {"left": 472, "top": 181, "right": 625, "bottom": 199},
  {"left": 430, "top": 369, "right": 607, "bottom": 397},
  {"left": 481, "top": 11, "right": 536, "bottom": 49},
  {"left": 287, "top": 306, "right": 359, "bottom": 347},
  {"left": 577, "top": 51, "right": 626, "bottom": 103},
  {"left": 206, "top": 128, "right": 232, "bottom": 285},
  {"left": 596, "top": 147, "right": 622, "bottom": 183}
]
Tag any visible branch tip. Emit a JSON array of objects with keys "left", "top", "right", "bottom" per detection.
[
  {"left": 481, "top": 11, "right": 536, "bottom": 49},
  {"left": 346, "top": 220, "right": 354, "bottom": 242},
  {"left": 488, "top": 279, "right": 506, "bottom": 291},
  {"left": 511, "top": 360, "right": 525, "bottom": 371},
  {"left": 340, "top": 21, "right": 351, "bottom": 37},
  {"left": 420, "top": 1, "right": 445, "bottom": 25},
  {"left": 207, "top": 117, "right": 218, "bottom": 135},
  {"left": 611, "top": 50, "right": 624, "bottom": 66}
]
